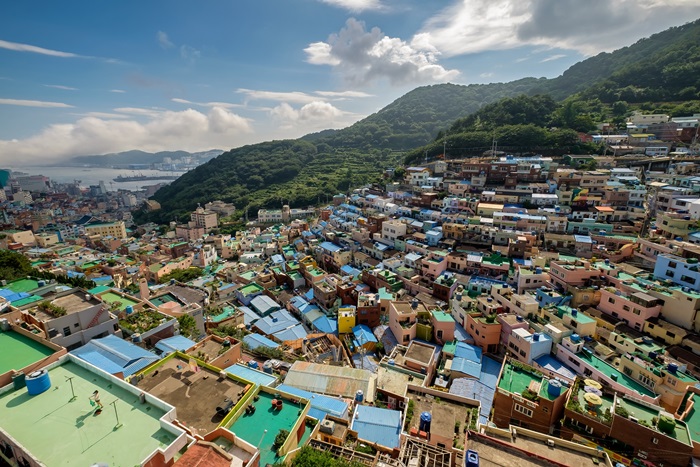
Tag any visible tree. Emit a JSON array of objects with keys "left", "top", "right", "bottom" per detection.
[
  {"left": 0, "top": 250, "right": 32, "bottom": 281},
  {"left": 178, "top": 314, "right": 198, "bottom": 339}
]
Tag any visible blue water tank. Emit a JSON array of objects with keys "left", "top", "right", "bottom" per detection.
[
  {"left": 355, "top": 390, "right": 364, "bottom": 402},
  {"left": 248, "top": 361, "right": 259, "bottom": 369},
  {"left": 570, "top": 334, "right": 580, "bottom": 343},
  {"left": 419, "top": 412, "right": 432, "bottom": 432},
  {"left": 125, "top": 305, "right": 134, "bottom": 314},
  {"left": 535, "top": 267, "right": 542, "bottom": 274},
  {"left": 37, "top": 280, "right": 46, "bottom": 287},
  {"left": 532, "top": 333, "right": 540, "bottom": 342},
  {"left": 649, "top": 351, "right": 658, "bottom": 360},
  {"left": 26, "top": 369, "right": 51, "bottom": 396},
  {"left": 571, "top": 308, "right": 578, "bottom": 316},
  {"left": 466, "top": 449, "right": 480, "bottom": 467},
  {"left": 668, "top": 363, "right": 678, "bottom": 374},
  {"left": 132, "top": 333, "right": 142, "bottom": 343},
  {"left": 548, "top": 379, "right": 562, "bottom": 397},
  {"left": 262, "top": 361, "right": 273, "bottom": 374}
]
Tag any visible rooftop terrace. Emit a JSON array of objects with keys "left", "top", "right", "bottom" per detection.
[
  {"left": 0, "top": 360, "right": 179, "bottom": 467},
  {"left": 0, "top": 330, "right": 55, "bottom": 375},
  {"left": 134, "top": 354, "right": 252, "bottom": 435},
  {"left": 498, "top": 361, "right": 560, "bottom": 402}
]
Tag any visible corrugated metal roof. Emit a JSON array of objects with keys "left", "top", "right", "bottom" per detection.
[
  {"left": 243, "top": 333, "right": 279, "bottom": 350},
  {"left": 154, "top": 335, "right": 196, "bottom": 353},
  {"left": 70, "top": 335, "right": 159, "bottom": 377},
  {"left": 255, "top": 309, "right": 299, "bottom": 335},
  {"left": 454, "top": 342, "right": 482, "bottom": 362},
  {"left": 284, "top": 361, "right": 373, "bottom": 399},
  {"left": 272, "top": 324, "right": 308, "bottom": 341},
  {"left": 450, "top": 357, "right": 481, "bottom": 378},
  {"left": 277, "top": 384, "right": 348, "bottom": 418},
  {"left": 351, "top": 405, "right": 401, "bottom": 448},
  {"left": 225, "top": 363, "right": 277, "bottom": 386},
  {"left": 312, "top": 316, "right": 337, "bottom": 334}
]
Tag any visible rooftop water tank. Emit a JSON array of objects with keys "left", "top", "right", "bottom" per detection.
[
  {"left": 533, "top": 333, "right": 540, "bottom": 342},
  {"left": 516, "top": 315, "right": 523, "bottom": 322},
  {"left": 355, "top": 390, "right": 364, "bottom": 402},
  {"left": 26, "top": 369, "right": 51, "bottom": 396},
  {"left": 262, "top": 361, "right": 273, "bottom": 374},
  {"left": 466, "top": 449, "right": 480, "bottom": 467},
  {"left": 125, "top": 305, "right": 134, "bottom": 315},
  {"left": 37, "top": 280, "right": 46, "bottom": 287},
  {"left": 419, "top": 412, "right": 432, "bottom": 433},
  {"left": 611, "top": 373, "right": 618, "bottom": 382},
  {"left": 668, "top": 363, "right": 678, "bottom": 374},
  {"left": 132, "top": 333, "right": 141, "bottom": 343},
  {"left": 535, "top": 267, "right": 542, "bottom": 274},
  {"left": 548, "top": 379, "right": 562, "bottom": 398},
  {"left": 570, "top": 334, "right": 580, "bottom": 343}
]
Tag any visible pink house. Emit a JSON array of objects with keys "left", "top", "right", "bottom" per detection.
[
  {"left": 421, "top": 255, "right": 448, "bottom": 281},
  {"left": 548, "top": 259, "right": 602, "bottom": 291},
  {"left": 389, "top": 300, "right": 429, "bottom": 345},
  {"left": 496, "top": 313, "right": 529, "bottom": 348},
  {"left": 596, "top": 288, "right": 661, "bottom": 331}
]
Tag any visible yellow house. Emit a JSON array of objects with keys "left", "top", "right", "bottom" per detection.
[{"left": 337, "top": 306, "right": 356, "bottom": 334}]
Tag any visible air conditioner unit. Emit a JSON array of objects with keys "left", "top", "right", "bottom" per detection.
[
  {"left": 319, "top": 419, "right": 335, "bottom": 435},
  {"left": 546, "top": 439, "right": 555, "bottom": 447}
]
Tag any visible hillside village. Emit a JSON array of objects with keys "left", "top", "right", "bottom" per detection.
[{"left": 2, "top": 112, "right": 700, "bottom": 466}]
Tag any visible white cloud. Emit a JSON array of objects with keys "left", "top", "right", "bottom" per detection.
[
  {"left": 270, "top": 101, "right": 356, "bottom": 131},
  {"left": 318, "top": 0, "right": 383, "bottom": 13},
  {"left": 171, "top": 98, "right": 242, "bottom": 109},
  {"left": 109, "top": 89, "right": 126, "bottom": 93},
  {"left": 70, "top": 112, "right": 130, "bottom": 119},
  {"left": 180, "top": 45, "right": 201, "bottom": 62},
  {"left": 479, "top": 72, "right": 494, "bottom": 78},
  {"left": 157, "top": 31, "right": 173, "bottom": 49},
  {"left": 0, "top": 39, "right": 85, "bottom": 58},
  {"left": 305, "top": 18, "right": 459, "bottom": 86},
  {"left": 0, "top": 98, "right": 73, "bottom": 108},
  {"left": 237, "top": 88, "right": 319, "bottom": 104},
  {"left": 415, "top": 0, "right": 700, "bottom": 57},
  {"left": 114, "top": 107, "right": 164, "bottom": 117},
  {"left": 314, "top": 90, "right": 374, "bottom": 98},
  {"left": 0, "top": 107, "right": 253, "bottom": 164},
  {"left": 540, "top": 54, "right": 566, "bottom": 63},
  {"left": 44, "top": 84, "right": 78, "bottom": 91}
]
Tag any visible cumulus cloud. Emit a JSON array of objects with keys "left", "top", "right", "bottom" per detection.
[
  {"left": 44, "top": 84, "right": 78, "bottom": 91},
  {"left": 0, "top": 98, "right": 73, "bottom": 108},
  {"left": 0, "top": 107, "right": 253, "bottom": 164},
  {"left": 305, "top": 18, "right": 460, "bottom": 86},
  {"left": 157, "top": 31, "right": 174, "bottom": 49},
  {"left": 416, "top": 0, "right": 700, "bottom": 57},
  {"left": 270, "top": 101, "right": 356, "bottom": 130},
  {"left": 318, "top": 0, "right": 383, "bottom": 12},
  {"left": 314, "top": 90, "right": 374, "bottom": 98}
]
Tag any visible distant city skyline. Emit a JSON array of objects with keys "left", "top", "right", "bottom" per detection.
[{"left": 1, "top": 0, "right": 699, "bottom": 164}]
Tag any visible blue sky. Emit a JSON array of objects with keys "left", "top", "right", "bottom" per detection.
[{"left": 1, "top": 0, "right": 699, "bottom": 164}]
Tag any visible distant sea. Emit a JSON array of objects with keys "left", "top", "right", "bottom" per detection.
[{"left": 8, "top": 166, "right": 183, "bottom": 192}]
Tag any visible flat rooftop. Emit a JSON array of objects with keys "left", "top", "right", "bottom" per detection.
[
  {"left": 404, "top": 342, "right": 435, "bottom": 365},
  {"left": 468, "top": 431, "right": 601, "bottom": 466},
  {"left": 0, "top": 360, "right": 177, "bottom": 467},
  {"left": 135, "top": 355, "right": 251, "bottom": 435},
  {"left": 407, "top": 392, "right": 472, "bottom": 440},
  {"left": 99, "top": 291, "right": 140, "bottom": 311},
  {"left": 0, "top": 330, "right": 55, "bottom": 375},
  {"left": 227, "top": 391, "right": 305, "bottom": 467}
]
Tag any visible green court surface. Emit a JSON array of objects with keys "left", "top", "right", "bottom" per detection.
[
  {"left": 99, "top": 291, "right": 140, "bottom": 310},
  {"left": 227, "top": 391, "right": 305, "bottom": 467},
  {"left": 0, "top": 331, "right": 54, "bottom": 374},
  {"left": 0, "top": 361, "right": 177, "bottom": 466}
]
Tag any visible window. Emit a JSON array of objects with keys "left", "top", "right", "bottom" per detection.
[
  {"left": 681, "top": 275, "right": 696, "bottom": 285},
  {"left": 514, "top": 404, "right": 533, "bottom": 417},
  {"left": 519, "top": 350, "right": 526, "bottom": 357},
  {"left": 608, "top": 297, "right": 616, "bottom": 304},
  {"left": 638, "top": 373, "right": 655, "bottom": 388},
  {"left": 666, "top": 270, "right": 675, "bottom": 277},
  {"left": 652, "top": 438, "right": 659, "bottom": 445},
  {"left": 669, "top": 261, "right": 677, "bottom": 268},
  {"left": 623, "top": 305, "right": 630, "bottom": 311},
  {"left": 667, "top": 331, "right": 676, "bottom": 339},
  {"left": 62, "top": 326, "right": 71, "bottom": 336},
  {"left": 74, "top": 323, "right": 80, "bottom": 328}
]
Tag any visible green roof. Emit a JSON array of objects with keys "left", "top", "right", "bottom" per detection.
[
  {"left": 432, "top": 311, "right": 454, "bottom": 323},
  {"left": 0, "top": 361, "right": 178, "bottom": 466},
  {"left": 5, "top": 278, "right": 39, "bottom": 293},
  {"left": 618, "top": 397, "right": 691, "bottom": 446},
  {"left": 99, "top": 291, "right": 140, "bottom": 310},
  {"left": 498, "top": 361, "right": 557, "bottom": 401},
  {"left": 576, "top": 350, "right": 655, "bottom": 397},
  {"left": 0, "top": 331, "right": 55, "bottom": 375}
]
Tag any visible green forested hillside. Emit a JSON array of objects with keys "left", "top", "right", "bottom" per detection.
[{"left": 140, "top": 19, "right": 700, "bottom": 224}]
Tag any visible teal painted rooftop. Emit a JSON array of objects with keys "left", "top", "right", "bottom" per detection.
[
  {"left": 432, "top": 311, "right": 455, "bottom": 323},
  {"left": 0, "top": 330, "right": 55, "bottom": 375},
  {"left": 227, "top": 391, "right": 306, "bottom": 467},
  {"left": 576, "top": 349, "right": 655, "bottom": 397},
  {"left": 618, "top": 397, "right": 691, "bottom": 446},
  {"left": 150, "top": 292, "right": 182, "bottom": 308},
  {"left": 0, "top": 360, "right": 178, "bottom": 467},
  {"left": 211, "top": 306, "right": 239, "bottom": 323},
  {"left": 240, "top": 283, "right": 264, "bottom": 295}
]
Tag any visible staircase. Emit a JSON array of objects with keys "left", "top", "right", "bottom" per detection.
[{"left": 87, "top": 307, "right": 107, "bottom": 329}]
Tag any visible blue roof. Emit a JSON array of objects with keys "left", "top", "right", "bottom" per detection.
[
  {"left": 320, "top": 241, "right": 342, "bottom": 253},
  {"left": 352, "top": 324, "right": 378, "bottom": 345},
  {"left": 70, "top": 335, "right": 159, "bottom": 377},
  {"left": 289, "top": 296, "right": 308, "bottom": 310},
  {"left": 239, "top": 306, "right": 260, "bottom": 326},
  {"left": 277, "top": 384, "right": 349, "bottom": 418},
  {"left": 154, "top": 335, "right": 196, "bottom": 354},
  {"left": 454, "top": 342, "right": 482, "bottom": 362},
  {"left": 271, "top": 254, "right": 285, "bottom": 264},
  {"left": 243, "top": 333, "right": 279, "bottom": 350},
  {"left": 535, "top": 354, "right": 577, "bottom": 381},
  {"left": 574, "top": 235, "right": 593, "bottom": 243},
  {"left": 450, "top": 377, "right": 494, "bottom": 426},
  {"left": 451, "top": 357, "right": 481, "bottom": 378},
  {"left": 250, "top": 294, "right": 280, "bottom": 314},
  {"left": 479, "top": 356, "right": 501, "bottom": 389},
  {"left": 255, "top": 309, "right": 299, "bottom": 335},
  {"left": 272, "top": 324, "right": 308, "bottom": 341},
  {"left": 351, "top": 405, "right": 402, "bottom": 448},
  {"left": 340, "top": 265, "right": 361, "bottom": 277},
  {"left": 304, "top": 289, "right": 314, "bottom": 301},
  {"left": 225, "top": 363, "right": 277, "bottom": 387},
  {"left": 312, "top": 316, "right": 338, "bottom": 334},
  {"left": 0, "top": 290, "right": 31, "bottom": 302}
]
